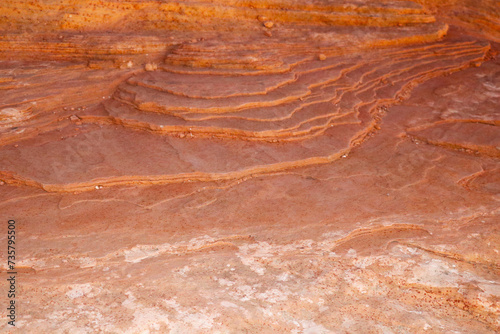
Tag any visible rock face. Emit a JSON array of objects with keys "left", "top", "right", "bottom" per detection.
[{"left": 0, "top": 1, "right": 499, "bottom": 333}]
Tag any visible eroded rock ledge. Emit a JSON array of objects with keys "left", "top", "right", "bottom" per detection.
[{"left": 0, "top": 1, "right": 498, "bottom": 333}]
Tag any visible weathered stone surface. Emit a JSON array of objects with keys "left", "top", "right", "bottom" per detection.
[{"left": 0, "top": 1, "right": 499, "bottom": 333}]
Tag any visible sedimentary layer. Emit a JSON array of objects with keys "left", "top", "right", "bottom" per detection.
[{"left": 0, "top": 0, "right": 498, "bottom": 333}]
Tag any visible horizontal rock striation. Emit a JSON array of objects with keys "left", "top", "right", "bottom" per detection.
[
  {"left": 0, "top": 39, "right": 490, "bottom": 192},
  {"left": 0, "top": 0, "right": 499, "bottom": 333},
  {"left": 0, "top": 0, "right": 442, "bottom": 62},
  {"left": 415, "top": 0, "right": 500, "bottom": 42}
]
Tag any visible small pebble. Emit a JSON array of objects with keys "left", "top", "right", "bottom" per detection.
[
  {"left": 263, "top": 21, "right": 274, "bottom": 28},
  {"left": 318, "top": 54, "right": 327, "bottom": 61},
  {"left": 257, "top": 15, "right": 268, "bottom": 22},
  {"left": 145, "top": 63, "right": 157, "bottom": 71},
  {"left": 263, "top": 30, "right": 272, "bottom": 37}
]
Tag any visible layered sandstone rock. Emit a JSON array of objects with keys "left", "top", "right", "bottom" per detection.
[{"left": 0, "top": 1, "right": 498, "bottom": 333}]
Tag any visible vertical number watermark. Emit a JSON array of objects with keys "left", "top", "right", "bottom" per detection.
[{"left": 7, "top": 219, "right": 16, "bottom": 326}]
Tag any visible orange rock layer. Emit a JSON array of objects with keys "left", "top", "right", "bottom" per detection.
[{"left": 0, "top": 0, "right": 498, "bottom": 333}]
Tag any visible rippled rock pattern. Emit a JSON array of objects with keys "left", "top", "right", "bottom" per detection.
[{"left": 0, "top": 1, "right": 499, "bottom": 333}]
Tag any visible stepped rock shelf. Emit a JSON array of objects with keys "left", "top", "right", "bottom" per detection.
[{"left": 0, "top": 0, "right": 499, "bottom": 333}]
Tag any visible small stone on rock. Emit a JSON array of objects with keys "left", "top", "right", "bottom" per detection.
[
  {"left": 145, "top": 63, "right": 157, "bottom": 71},
  {"left": 263, "top": 21, "right": 274, "bottom": 28}
]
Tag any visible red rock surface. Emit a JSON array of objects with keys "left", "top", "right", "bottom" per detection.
[{"left": 0, "top": 1, "right": 499, "bottom": 333}]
